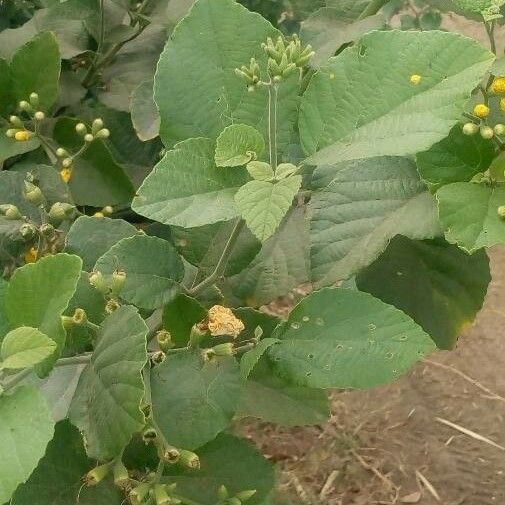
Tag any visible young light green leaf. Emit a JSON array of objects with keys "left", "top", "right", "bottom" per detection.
[
  {"left": 275, "top": 163, "right": 297, "bottom": 179},
  {"left": 267, "top": 288, "right": 436, "bottom": 389},
  {"left": 215, "top": 124, "right": 265, "bottom": 167},
  {"left": 1, "top": 327, "right": 56, "bottom": 371},
  {"left": 69, "top": 306, "right": 148, "bottom": 460},
  {"left": 10, "top": 32, "right": 61, "bottom": 111},
  {"left": 65, "top": 216, "right": 139, "bottom": 271},
  {"left": 437, "top": 182, "right": 505, "bottom": 252},
  {"left": 132, "top": 138, "right": 248, "bottom": 227},
  {"left": 6, "top": 254, "right": 82, "bottom": 375},
  {"left": 150, "top": 351, "right": 242, "bottom": 450},
  {"left": 162, "top": 295, "right": 207, "bottom": 347},
  {"left": 310, "top": 157, "right": 441, "bottom": 287},
  {"left": 94, "top": 235, "right": 184, "bottom": 309},
  {"left": 0, "top": 386, "right": 54, "bottom": 504},
  {"left": 154, "top": 0, "right": 299, "bottom": 151},
  {"left": 356, "top": 236, "right": 491, "bottom": 350},
  {"left": 247, "top": 161, "right": 274, "bottom": 181},
  {"left": 131, "top": 80, "right": 160, "bottom": 141},
  {"left": 240, "top": 338, "right": 280, "bottom": 378},
  {"left": 300, "top": 30, "right": 494, "bottom": 166},
  {"left": 235, "top": 176, "right": 302, "bottom": 242},
  {"left": 416, "top": 126, "right": 495, "bottom": 191}
]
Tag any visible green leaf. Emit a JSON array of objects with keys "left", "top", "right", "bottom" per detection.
[
  {"left": 0, "top": 129, "right": 40, "bottom": 166},
  {"left": 235, "top": 176, "right": 302, "bottom": 242},
  {"left": 224, "top": 207, "right": 310, "bottom": 306},
  {"left": 162, "top": 295, "right": 207, "bottom": 347},
  {"left": 69, "top": 306, "right": 148, "bottom": 459},
  {"left": 238, "top": 357, "right": 329, "bottom": 426},
  {"left": 154, "top": 0, "right": 299, "bottom": 151},
  {"left": 301, "top": 8, "right": 385, "bottom": 67},
  {"left": 452, "top": 0, "right": 505, "bottom": 15},
  {"left": 356, "top": 236, "right": 490, "bottom": 349},
  {"left": 247, "top": 161, "right": 274, "bottom": 181},
  {"left": 1, "top": 327, "right": 56, "bottom": 370},
  {"left": 240, "top": 338, "right": 279, "bottom": 378},
  {"left": 150, "top": 352, "right": 242, "bottom": 449},
  {"left": 300, "top": 30, "right": 494, "bottom": 166},
  {"left": 132, "top": 137, "right": 248, "bottom": 227},
  {"left": 437, "top": 181, "right": 505, "bottom": 251},
  {"left": 94, "top": 235, "right": 184, "bottom": 309},
  {"left": 131, "top": 80, "right": 160, "bottom": 141},
  {"left": 267, "top": 288, "right": 436, "bottom": 389},
  {"left": 233, "top": 307, "right": 280, "bottom": 342},
  {"left": 416, "top": 126, "right": 495, "bottom": 191},
  {"left": 165, "top": 434, "right": 275, "bottom": 505},
  {"left": 215, "top": 124, "right": 265, "bottom": 167},
  {"left": 6, "top": 254, "right": 82, "bottom": 374},
  {"left": 10, "top": 32, "right": 61, "bottom": 111},
  {"left": 172, "top": 220, "right": 261, "bottom": 278},
  {"left": 65, "top": 216, "right": 139, "bottom": 271},
  {"left": 0, "top": 59, "right": 12, "bottom": 116},
  {"left": 0, "top": 386, "right": 54, "bottom": 504},
  {"left": 310, "top": 157, "right": 441, "bottom": 287}
]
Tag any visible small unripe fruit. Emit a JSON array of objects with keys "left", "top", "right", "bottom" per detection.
[
  {"left": 48, "top": 202, "right": 74, "bottom": 221},
  {"left": 179, "top": 450, "right": 200, "bottom": 470},
  {"left": 462, "top": 122, "right": 479, "bottom": 136},
  {"left": 112, "top": 459, "right": 129, "bottom": 489},
  {"left": 95, "top": 128, "right": 110, "bottom": 139},
  {"left": 495, "top": 124, "right": 505, "bottom": 136},
  {"left": 0, "top": 204, "right": 22, "bottom": 220},
  {"left": 10, "top": 115, "right": 23, "bottom": 127},
  {"left": 14, "top": 130, "right": 30, "bottom": 142},
  {"left": 129, "top": 483, "right": 151, "bottom": 505},
  {"left": 34, "top": 111, "right": 45, "bottom": 121},
  {"left": 92, "top": 118, "right": 104, "bottom": 134},
  {"left": 75, "top": 123, "right": 87, "bottom": 135},
  {"left": 84, "top": 133, "right": 94, "bottom": 143},
  {"left": 56, "top": 147, "right": 68, "bottom": 157},
  {"left": 102, "top": 205, "right": 113, "bottom": 215},
  {"left": 498, "top": 205, "right": 505, "bottom": 218},
  {"left": 161, "top": 445, "right": 180, "bottom": 463},
  {"left": 89, "top": 271, "right": 108, "bottom": 293},
  {"left": 29, "top": 92, "right": 39, "bottom": 106},
  {"left": 153, "top": 484, "right": 171, "bottom": 505},
  {"left": 156, "top": 330, "right": 174, "bottom": 351},
  {"left": 62, "top": 157, "right": 73, "bottom": 168},
  {"left": 24, "top": 182, "right": 43, "bottom": 205},
  {"left": 111, "top": 270, "right": 126, "bottom": 295},
  {"left": 18, "top": 100, "right": 31, "bottom": 111},
  {"left": 474, "top": 103, "right": 490, "bottom": 118},
  {"left": 480, "top": 125, "right": 494, "bottom": 139},
  {"left": 40, "top": 223, "right": 55, "bottom": 238},
  {"left": 84, "top": 463, "right": 111, "bottom": 486},
  {"left": 6, "top": 129, "right": 17, "bottom": 138},
  {"left": 212, "top": 342, "right": 235, "bottom": 356},
  {"left": 19, "top": 223, "right": 37, "bottom": 240}
]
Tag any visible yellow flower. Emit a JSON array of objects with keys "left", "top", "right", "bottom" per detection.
[
  {"left": 410, "top": 74, "right": 422, "bottom": 85},
  {"left": 491, "top": 77, "right": 505, "bottom": 94},
  {"left": 94, "top": 211, "right": 105, "bottom": 218},
  {"left": 60, "top": 168, "right": 72, "bottom": 184},
  {"left": 207, "top": 305, "right": 245, "bottom": 338},
  {"left": 474, "top": 103, "right": 490, "bottom": 118},
  {"left": 14, "top": 130, "right": 30, "bottom": 142},
  {"left": 24, "top": 247, "right": 38, "bottom": 263}
]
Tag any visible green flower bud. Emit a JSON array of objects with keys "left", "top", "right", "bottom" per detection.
[
  {"left": 105, "top": 298, "right": 121, "bottom": 314},
  {"left": 480, "top": 125, "right": 494, "bottom": 139},
  {"left": 102, "top": 205, "right": 113, "bottom": 215},
  {"left": 228, "top": 498, "right": 241, "bottom": 505},
  {"left": 73, "top": 308, "right": 88, "bottom": 326},
  {"left": 19, "top": 223, "right": 37, "bottom": 240},
  {"left": 6, "top": 129, "right": 18, "bottom": 138},
  {"left": 498, "top": 205, "right": 505, "bottom": 218},
  {"left": 89, "top": 270, "right": 109, "bottom": 294},
  {"left": 111, "top": 270, "right": 126, "bottom": 295},
  {"left": 462, "top": 122, "right": 479, "bottom": 136},
  {"left": 40, "top": 223, "right": 55, "bottom": 238},
  {"left": 48, "top": 202, "right": 74, "bottom": 221},
  {"left": 18, "top": 100, "right": 31, "bottom": 111},
  {"left": 495, "top": 123, "right": 505, "bottom": 136},
  {"left": 56, "top": 147, "right": 68, "bottom": 157},
  {"left": 212, "top": 342, "right": 235, "bottom": 357},
  {"left": 235, "top": 490, "right": 257, "bottom": 502},
  {"left": 179, "top": 450, "right": 200, "bottom": 470},
  {"left": 129, "top": 483, "right": 151, "bottom": 505},
  {"left": 62, "top": 157, "right": 73, "bottom": 168},
  {"left": 9, "top": 115, "right": 23, "bottom": 128},
  {"left": 61, "top": 315, "right": 75, "bottom": 331},
  {"left": 34, "top": 111, "right": 45, "bottom": 121},
  {"left": 24, "top": 182, "right": 44, "bottom": 205},
  {"left": 92, "top": 118, "right": 104, "bottom": 134},
  {"left": 142, "top": 427, "right": 157, "bottom": 443},
  {"left": 113, "top": 459, "right": 130, "bottom": 489},
  {"left": 84, "top": 133, "right": 94, "bottom": 143},
  {"left": 95, "top": 128, "right": 110, "bottom": 139},
  {"left": 84, "top": 463, "right": 111, "bottom": 486},
  {"left": 161, "top": 445, "right": 180, "bottom": 464},
  {"left": 156, "top": 330, "right": 174, "bottom": 351},
  {"left": 154, "top": 485, "right": 171, "bottom": 505},
  {"left": 0, "top": 204, "right": 22, "bottom": 220},
  {"left": 75, "top": 122, "right": 88, "bottom": 135},
  {"left": 29, "top": 92, "right": 39, "bottom": 107},
  {"left": 217, "top": 485, "right": 229, "bottom": 500},
  {"left": 151, "top": 350, "right": 166, "bottom": 365}
]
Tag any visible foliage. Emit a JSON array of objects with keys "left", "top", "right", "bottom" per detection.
[{"left": 0, "top": 0, "right": 503, "bottom": 503}]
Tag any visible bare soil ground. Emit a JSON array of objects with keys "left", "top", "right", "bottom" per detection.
[{"left": 242, "top": 247, "right": 505, "bottom": 505}]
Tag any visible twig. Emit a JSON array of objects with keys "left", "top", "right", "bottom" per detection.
[
  {"left": 319, "top": 470, "right": 338, "bottom": 499},
  {"left": 422, "top": 358, "right": 505, "bottom": 403},
  {"left": 350, "top": 449, "right": 395, "bottom": 490},
  {"left": 415, "top": 470, "right": 441, "bottom": 502},
  {"left": 435, "top": 417, "right": 505, "bottom": 451}
]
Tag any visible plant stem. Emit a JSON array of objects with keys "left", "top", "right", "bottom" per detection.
[
  {"left": 188, "top": 219, "right": 245, "bottom": 296},
  {"left": 358, "top": 0, "right": 389, "bottom": 19},
  {"left": 82, "top": 0, "right": 105, "bottom": 87},
  {"left": 1, "top": 353, "right": 91, "bottom": 392},
  {"left": 485, "top": 21, "right": 497, "bottom": 55},
  {"left": 268, "top": 83, "right": 278, "bottom": 171}
]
